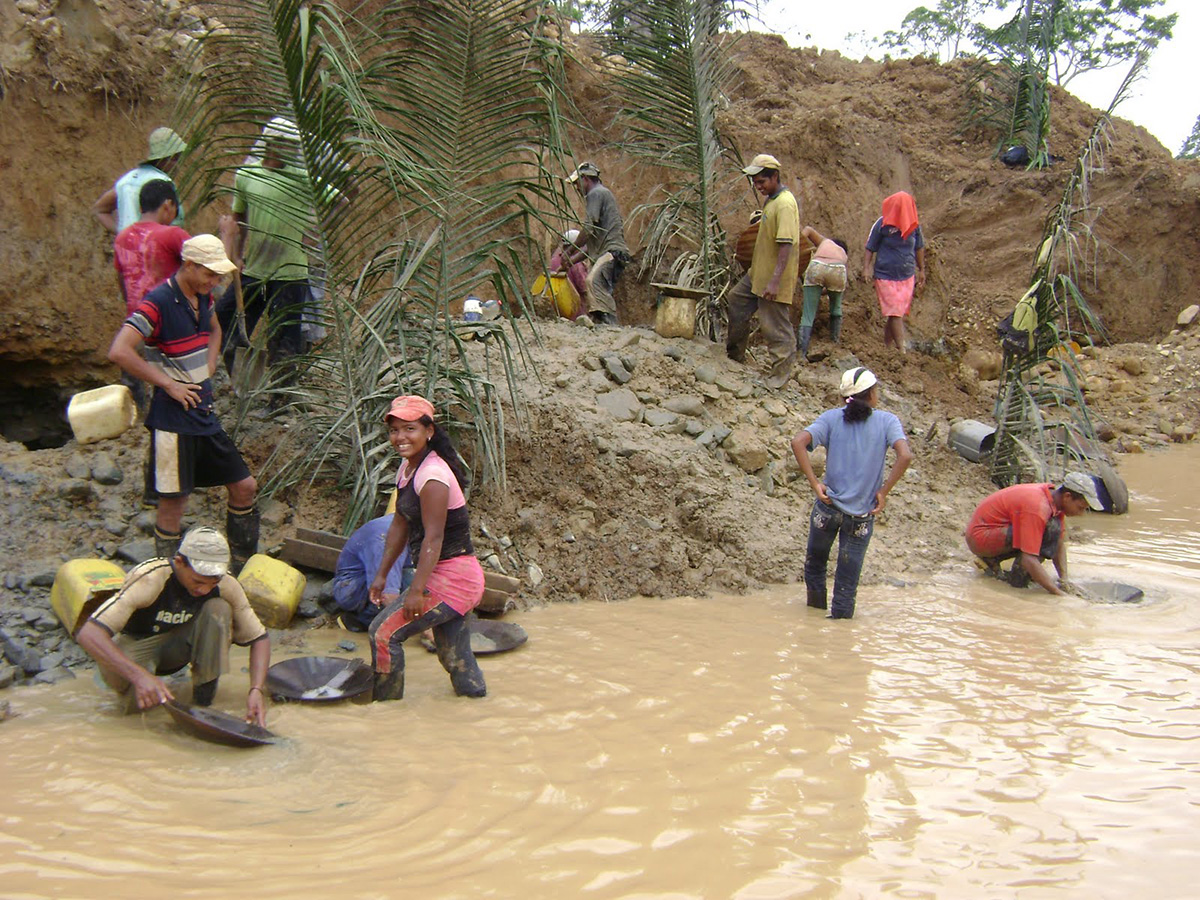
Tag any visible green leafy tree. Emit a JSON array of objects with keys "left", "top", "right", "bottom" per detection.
[
  {"left": 175, "top": 0, "right": 572, "bottom": 530},
  {"left": 1177, "top": 114, "right": 1200, "bottom": 160},
  {"left": 882, "top": 0, "right": 992, "bottom": 61},
  {"left": 601, "top": 0, "right": 747, "bottom": 339}
]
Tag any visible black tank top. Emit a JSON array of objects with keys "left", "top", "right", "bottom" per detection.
[
  {"left": 396, "top": 452, "right": 474, "bottom": 561},
  {"left": 124, "top": 563, "right": 220, "bottom": 639}
]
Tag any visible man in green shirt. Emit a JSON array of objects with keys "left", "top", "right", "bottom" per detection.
[{"left": 217, "top": 118, "right": 316, "bottom": 379}]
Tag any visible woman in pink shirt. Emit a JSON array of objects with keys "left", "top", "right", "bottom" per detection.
[{"left": 367, "top": 395, "right": 486, "bottom": 701}]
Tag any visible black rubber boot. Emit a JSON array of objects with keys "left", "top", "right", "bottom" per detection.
[
  {"left": 372, "top": 669, "right": 405, "bottom": 702},
  {"left": 141, "top": 452, "right": 157, "bottom": 509},
  {"left": 806, "top": 588, "right": 827, "bottom": 610},
  {"left": 154, "top": 528, "right": 181, "bottom": 560},
  {"left": 798, "top": 326, "right": 813, "bottom": 359},
  {"left": 192, "top": 679, "right": 218, "bottom": 706},
  {"left": 226, "top": 505, "right": 260, "bottom": 575},
  {"left": 830, "top": 315, "right": 842, "bottom": 344}
]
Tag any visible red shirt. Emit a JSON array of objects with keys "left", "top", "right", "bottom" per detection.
[
  {"left": 114, "top": 222, "right": 191, "bottom": 315},
  {"left": 967, "top": 483, "right": 1061, "bottom": 556}
]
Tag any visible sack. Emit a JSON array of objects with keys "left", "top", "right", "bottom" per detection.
[{"left": 997, "top": 300, "right": 1037, "bottom": 354}]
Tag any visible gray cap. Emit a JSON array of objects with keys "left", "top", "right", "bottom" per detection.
[
  {"left": 567, "top": 161, "right": 600, "bottom": 183},
  {"left": 177, "top": 526, "right": 231, "bottom": 576},
  {"left": 1061, "top": 472, "right": 1105, "bottom": 511}
]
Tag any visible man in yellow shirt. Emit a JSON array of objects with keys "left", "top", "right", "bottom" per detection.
[{"left": 726, "top": 153, "right": 801, "bottom": 389}]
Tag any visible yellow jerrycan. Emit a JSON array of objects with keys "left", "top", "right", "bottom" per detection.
[{"left": 51, "top": 559, "right": 127, "bottom": 632}]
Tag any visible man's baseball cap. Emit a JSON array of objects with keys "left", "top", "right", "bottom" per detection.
[
  {"left": 178, "top": 526, "right": 231, "bottom": 577},
  {"left": 840, "top": 366, "right": 878, "bottom": 398},
  {"left": 742, "top": 153, "right": 781, "bottom": 175},
  {"left": 146, "top": 127, "right": 187, "bottom": 162},
  {"left": 262, "top": 116, "right": 300, "bottom": 143},
  {"left": 181, "top": 235, "right": 238, "bottom": 275},
  {"left": 384, "top": 395, "right": 436, "bottom": 423},
  {"left": 1061, "top": 472, "right": 1105, "bottom": 511},
  {"left": 567, "top": 161, "right": 600, "bottom": 183}
]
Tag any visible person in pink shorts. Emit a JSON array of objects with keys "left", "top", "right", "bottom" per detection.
[{"left": 862, "top": 191, "right": 926, "bottom": 352}]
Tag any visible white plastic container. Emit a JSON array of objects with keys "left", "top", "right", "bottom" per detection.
[{"left": 66, "top": 385, "right": 137, "bottom": 445}]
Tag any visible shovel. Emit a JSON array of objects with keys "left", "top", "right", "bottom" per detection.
[{"left": 230, "top": 272, "right": 266, "bottom": 393}]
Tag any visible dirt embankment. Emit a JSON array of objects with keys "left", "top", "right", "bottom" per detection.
[{"left": 0, "top": 4, "right": 1198, "bottom": 692}]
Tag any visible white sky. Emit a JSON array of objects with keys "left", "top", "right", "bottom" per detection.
[{"left": 754, "top": 0, "right": 1195, "bottom": 154}]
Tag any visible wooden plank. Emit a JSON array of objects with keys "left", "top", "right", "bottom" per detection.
[
  {"left": 483, "top": 571, "right": 521, "bottom": 593},
  {"left": 295, "top": 528, "right": 348, "bottom": 550},
  {"left": 477, "top": 587, "right": 512, "bottom": 613},
  {"left": 280, "top": 538, "right": 341, "bottom": 572}
]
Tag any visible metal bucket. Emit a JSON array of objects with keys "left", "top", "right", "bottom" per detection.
[{"left": 948, "top": 419, "right": 996, "bottom": 463}]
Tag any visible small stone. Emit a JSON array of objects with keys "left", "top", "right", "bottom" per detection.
[
  {"left": 698, "top": 383, "right": 721, "bottom": 400},
  {"left": 103, "top": 518, "right": 129, "bottom": 537},
  {"left": 643, "top": 408, "right": 680, "bottom": 428},
  {"left": 34, "top": 615, "right": 59, "bottom": 633},
  {"left": 762, "top": 398, "right": 788, "bottom": 417},
  {"left": 614, "top": 331, "right": 641, "bottom": 349},
  {"left": 562, "top": 533, "right": 576, "bottom": 543},
  {"left": 596, "top": 388, "right": 642, "bottom": 422},
  {"left": 724, "top": 427, "right": 770, "bottom": 473},
  {"left": 117, "top": 540, "right": 157, "bottom": 564},
  {"left": 58, "top": 480, "right": 95, "bottom": 501},
  {"left": 602, "top": 355, "right": 633, "bottom": 384},
  {"left": 683, "top": 419, "right": 706, "bottom": 436},
  {"left": 663, "top": 346, "right": 685, "bottom": 361},
  {"left": 26, "top": 567, "right": 57, "bottom": 587},
  {"left": 64, "top": 453, "right": 90, "bottom": 480},
  {"left": 527, "top": 563, "right": 544, "bottom": 588},
  {"left": 619, "top": 354, "right": 636, "bottom": 373},
  {"left": 1124, "top": 440, "right": 1144, "bottom": 454},
  {"left": 295, "top": 600, "right": 322, "bottom": 619},
  {"left": 696, "top": 426, "right": 732, "bottom": 448},
  {"left": 133, "top": 511, "right": 156, "bottom": 535},
  {"left": 554, "top": 372, "right": 571, "bottom": 388},
  {"left": 575, "top": 314, "right": 595, "bottom": 329},
  {"left": 337, "top": 639, "right": 358, "bottom": 652},
  {"left": 663, "top": 395, "right": 706, "bottom": 417},
  {"left": 1172, "top": 424, "right": 1196, "bottom": 442},
  {"left": 694, "top": 364, "right": 718, "bottom": 384},
  {"left": 587, "top": 370, "right": 612, "bottom": 393},
  {"left": 0, "top": 664, "right": 14, "bottom": 690},
  {"left": 33, "top": 667, "right": 75, "bottom": 685},
  {"left": 91, "top": 454, "right": 123, "bottom": 485},
  {"left": 581, "top": 355, "right": 603, "bottom": 371},
  {"left": 39, "top": 651, "right": 65, "bottom": 670},
  {"left": 1177, "top": 304, "right": 1199, "bottom": 327}
]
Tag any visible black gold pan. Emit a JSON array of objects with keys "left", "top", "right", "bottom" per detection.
[{"left": 163, "top": 699, "right": 278, "bottom": 747}]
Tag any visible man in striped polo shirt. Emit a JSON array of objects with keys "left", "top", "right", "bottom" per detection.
[{"left": 108, "top": 235, "right": 260, "bottom": 570}]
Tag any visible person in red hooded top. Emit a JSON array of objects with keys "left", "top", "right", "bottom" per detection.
[{"left": 862, "top": 191, "right": 926, "bottom": 352}]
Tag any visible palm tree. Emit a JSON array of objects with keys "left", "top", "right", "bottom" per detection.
[{"left": 172, "top": 0, "right": 571, "bottom": 530}]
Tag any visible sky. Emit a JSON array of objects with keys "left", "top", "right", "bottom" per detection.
[{"left": 754, "top": 0, "right": 1196, "bottom": 154}]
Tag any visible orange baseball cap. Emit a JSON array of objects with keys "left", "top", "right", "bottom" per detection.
[{"left": 384, "top": 395, "right": 435, "bottom": 423}]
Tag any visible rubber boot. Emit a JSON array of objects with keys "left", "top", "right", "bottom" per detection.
[
  {"left": 830, "top": 315, "right": 842, "bottom": 344},
  {"left": 192, "top": 679, "right": 218, "bottom": 707},
  {"left": 141, "top": 452, "right": 157, "bottom": 509},
  {"left": 226, "top": 504, "right": 260, "bottom": 575},
  {"left": 372, "top": 669, "right": 405, "bottom": 702},
  {"left": 154, "top": 527, "right": 182, "bottom": 560},
  {"left": 806, "top": 587, "right": 827, "bottom": 610},
  {"left": 797, "top": 326, "right": 813, "bottom": 359}
]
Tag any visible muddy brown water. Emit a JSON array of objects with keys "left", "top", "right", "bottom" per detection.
[{"left": 1, "top": 447, "right": 1198, "bottom": 899}]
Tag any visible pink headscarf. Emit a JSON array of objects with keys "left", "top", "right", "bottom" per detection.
[{"left": 881, "top": 191, "right": 920, "bottom": 240}]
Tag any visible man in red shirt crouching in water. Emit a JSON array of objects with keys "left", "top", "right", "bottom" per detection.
[{"left": 965, "top": 473, "right": 1104, "bottom": 595}]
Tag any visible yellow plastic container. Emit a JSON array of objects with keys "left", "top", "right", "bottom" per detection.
[
  {"left": 237, "top": 554, "right": 306, "bottom": 628},
  {"left": 66, "top": 384, "right": 137, "bottom": 445},
  {"left": 532, "top": 273, "right": 583, "bottom": 320},
  {"left": 51, "top": 559, "right": 127, "bottom": 633}
]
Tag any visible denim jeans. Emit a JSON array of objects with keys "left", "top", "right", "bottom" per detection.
[{"left": 803, "top": 498, "right": 875, "bottom": 619}]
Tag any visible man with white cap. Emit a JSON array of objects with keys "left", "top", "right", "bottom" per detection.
[
  {"left": 791, "top": 367, "right": 913, "bottom": 618},
  {"left": 93, "top": 126, "right": 189, "bottom": 234},
  {"left": 108, "top": 234, "right": 260, "bottom": 571},
  {"left": 965, "top": 472, "right": 1103, "bottom": 594},
  {"left": 75, "top": 526, "right": 271, "bottom": 725},
  {"left": 565, "top": 161, "right": 630, "bottom": 326},
  {"left": 728, "top": 153, "right": 801, "bottom": 389}
]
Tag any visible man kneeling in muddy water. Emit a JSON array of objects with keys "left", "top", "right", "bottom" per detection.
[
  {"left": 75, "top": 527, "right": 271, "bottom": 725},
  {"left": 964, "top": 473, "right": 1104, "bottom": 595}
]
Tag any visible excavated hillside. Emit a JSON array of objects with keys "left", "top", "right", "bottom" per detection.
[{"left": 0, "top": 2, "right": 1197, "bottom": 663}]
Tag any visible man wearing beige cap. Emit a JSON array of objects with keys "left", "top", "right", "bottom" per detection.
[
  {"left": 727, "top": 153, "right": 801, "bottom": 389},
  {"left": 76, "top": 526, "right": 271, "bottom": 725},
  {"left": 109, "top": 235, "right": 260, "bottom": 571},
  {"left": 93, "top": 126, "right": 188, "bottom": 234}
]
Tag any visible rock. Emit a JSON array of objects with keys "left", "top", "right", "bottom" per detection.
[
  {"left": 602, "top": 354, "right": 633, "bottom": 384},
  {"left": 663, "top": 346, "right": 685, "bottom": 361},
  {"left": 1172, "top": 424, "right": 1196, "bottom": 442},
  {"left": 260, "top": 498, "right": 290, "bottom": 530},
  {"left": 0, "top": 465, "right": 39, "bottom": 487},
  {"left": 586, "top": 370, "right": 611, "bottom": 393},
  {"left": 0, "top": 700, "right": 15, "bottom": 722},
  {"left": 1178, "top": 304, "right": 1199, "bottom": 327},
  {"left": 64, "top": 453, "right": 91, "bottom": 480},
  {"left": 25, "top": 566, "right": 57, "bottom": 587},
  {"left": 0, "top": 629, "right": 41, "bottom": 675},
  {"left": 683, "top": 418, "right": 705, "bottom": 436},
  {"left": 762, "top": 398, "right": 788, "bottom": 417},
  {"left": 693, "top": 364, "right": 718, "bottom": 384},
  {"left": 133, "top": 511, "right": 157, "bottom": 535},
  {"left": 714, "top": 375, "right": 744, "bottom": 394},
  {"left": 758, "top": 461, "right": 776, "bottom": 495},
  {"left": 39, "top": 650, "right": 65, "bottom": 671},
  {"left": 575, "top": 314, "right": 595, "bottom": 329},
  {"left": 643, "top": 408, "right": 680, "bottom": 428},
  {"left": 528, "top": 563, "right": 544, "bottom": 587},
  {"left": 581, "top": 355, "right": 603, "bottom": 371},
  {"left": 117, "top": 540, "right": 157, "bottom": 564},
  {"left": 614, "top": 331, "right": 641, "bottom": 349},
  {"left": 663, "top": 395, "right": 706, "bottom": 417},
  {"left": 554, "top": 372, "right": 571, "bottom": 388},
  {"left": 103, "top": 518, "right": 129, "bottom": 537},
  {"left": 33, "top": 615, "right": 59, "bottom": 633},
  {"left": 33, "top": 667, "right": 75, "bottom": 685},
  {"left": 58, "top": 480, "right": 96, "bottom": 501},
  {"left": 698, "top": 383, "right": 722, "bottom": 400},
  {"left": 696, "top": 426, "right": 731, "bottom": 448},
  {"left": 1094, "top": 420, "right": 1118, "bottom": 442},
  {"left": 0, "top": 664, "right": 15, "bottom": 690},
  {"left": 1117, "top": 357, "right": 1145, "bottom": 376},
  {"left": 596, "top": 388, "right": 642, "bottom": 422},
  {"left": 962, "top": 349, "right": 1003, "bottom": 381},
  {"left": 723, "top": 427, "right": 770, "bottom": 473},
  {"left": 1123, "top": 440, "right": 1144, "bottom": 454},
  {"left": 90, "top": 454, "right": 123, "bottom": 485},
  {"left": 337, "top": 639, "right": 358, "bottom": 652}
]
